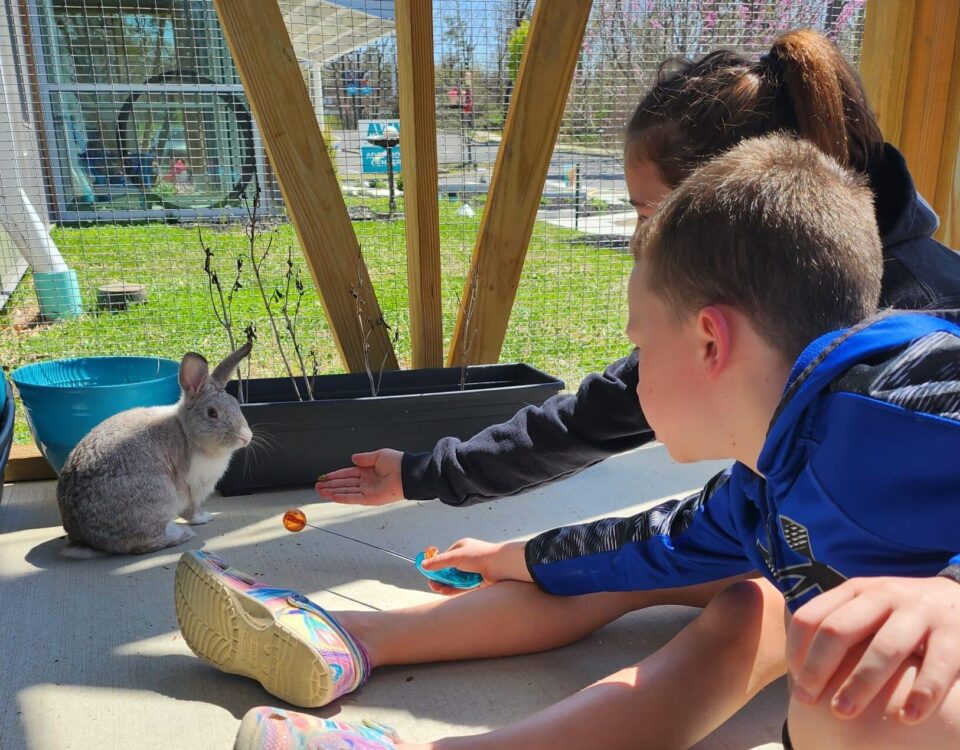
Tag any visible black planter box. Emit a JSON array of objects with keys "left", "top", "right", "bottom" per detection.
[{"left": 218, "top": 363, "right": 564, "bottom": 496}]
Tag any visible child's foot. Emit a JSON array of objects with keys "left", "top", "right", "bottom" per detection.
[
  {"left": 174, "top": 550, "right": 370, "bottom": 707},
  {"left": 234, "top": 707, "right": 398, "bottom": 750}
]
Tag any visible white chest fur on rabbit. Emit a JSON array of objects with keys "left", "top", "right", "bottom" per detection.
[
  {"left": 183, "top": 449, "right": 235, "bottom": 508},
  {"left": 56, "top": 345, "right": 253, "bottom": 557}
]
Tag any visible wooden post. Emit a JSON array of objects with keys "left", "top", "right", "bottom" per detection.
[
  {"left": 212, "top": 0, "right": 398, "bottom": 373},
  {"left": 859, "top": 0, "right": 915, "bottom": 147},
  {"left": 447, "top": 0, "right": 592, "bottom": 366},
  {"left": 861, "top": 0, "right": 960, "bottom": 247},
  {"left": 898, "top": 0, "right": 959, "bottom": 216},
  {"left": 395, "top": 0, "right": 443, "bottom": 368},
  {"left": 938, "top": 31, "right": 960, "bottom": 249}
]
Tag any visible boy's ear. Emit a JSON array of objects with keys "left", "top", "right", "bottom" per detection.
[{"left": 696, "top": 306, "right": 731, "bottom": 375}]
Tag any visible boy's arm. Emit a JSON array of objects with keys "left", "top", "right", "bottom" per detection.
[
  {"left": 525, "top": 467, "right": 755, "bottom": 596},
  {"left": 402, "top": 351, "right": 655, "bottom": 506}
]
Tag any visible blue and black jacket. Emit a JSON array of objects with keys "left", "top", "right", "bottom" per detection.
[
  {"left": 402, "top": 144, "right": 960, "bottom": 507},
  {"left": 525, "top": 312, "right": 960, "bottom": 611}
]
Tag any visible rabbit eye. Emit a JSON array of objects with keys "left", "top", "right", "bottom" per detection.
[{"left": 206, "top": 407, "right": 219, "bottom": 419}]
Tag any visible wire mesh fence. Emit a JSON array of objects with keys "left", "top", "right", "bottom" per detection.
[{"left": 0, "top": 0, "right": 866, "bottom": 443}]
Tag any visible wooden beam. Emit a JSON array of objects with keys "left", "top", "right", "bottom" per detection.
[
  {"left": 861, "top": 0, "right": 960, "bottom": 247},
  {"left": 860, "top": 0, "right": 915, "bottom": 147},
  {"left": 212, "top": 0, "right": 398, "bottom": 373},
  {"left": 4, "top": 444, "right": 57, "bottom": 483},
  {"left": 395, "top": 0, "right": 443, "bottom": 368},
  {"left": 898, "top": 0, "right": 960, "bottom": 206},
  {"left": 934, "top": 7, "right": 960, "bottom": 249},
  {"left": 447, "top": 0, "right": 592, "bottom": 366}
]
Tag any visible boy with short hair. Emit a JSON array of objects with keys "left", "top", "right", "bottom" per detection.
[{"left": 177, "top": 134, "right": 960, "bottom": 749}]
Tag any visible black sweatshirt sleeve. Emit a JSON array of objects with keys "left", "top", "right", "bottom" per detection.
[{"left": 401, "top": 350, "right": 655, "bottom": 506}]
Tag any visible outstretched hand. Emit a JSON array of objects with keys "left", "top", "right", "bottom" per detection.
[
  {"left": 421, "top": 538, "right": 532, "bottom": 595},
  {"left": 315, "top": 449, "right": 404, "bottom": 505},
  {"left": 787, "top": 575, "right": 960, "bottom": 724}
]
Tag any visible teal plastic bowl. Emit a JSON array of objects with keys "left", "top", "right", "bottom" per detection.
[{"left": 12, "top": 356, "right": 180, "bottom": 473}]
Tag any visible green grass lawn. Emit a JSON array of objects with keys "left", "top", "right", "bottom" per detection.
[{"left": 1, "top": 198, "right": 633, "bottom": 444}]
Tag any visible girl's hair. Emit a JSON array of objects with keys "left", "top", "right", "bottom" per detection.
[{"left": 626, "top": 29, "right": 884, "bottom": 186}]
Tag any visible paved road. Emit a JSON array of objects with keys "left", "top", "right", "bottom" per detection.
[{"left": 331, "top": 127, "right": 627, "bottom": 201}]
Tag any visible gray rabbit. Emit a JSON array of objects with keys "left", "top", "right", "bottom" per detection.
[{"left": 57, "top": 344, "right": 253, "bottom": 557}]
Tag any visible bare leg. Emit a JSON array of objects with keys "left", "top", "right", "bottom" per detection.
[
  {"left": 337, "top": 576, "right": 746, "bottom": 668},
  {"left": 391, "top": 578, "right": 788, "bottom": 750},
  {"left": 787, "top": 647, "right": 960, "bottom": 750}
]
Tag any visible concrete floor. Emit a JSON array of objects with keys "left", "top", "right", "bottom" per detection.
[{"left": 0, "top": 446, "right": 786, "bottom": 749}]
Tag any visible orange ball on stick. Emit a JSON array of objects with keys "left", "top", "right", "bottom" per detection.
[{"left": 283, "top": 508, "right": 307, "bottom": 532}]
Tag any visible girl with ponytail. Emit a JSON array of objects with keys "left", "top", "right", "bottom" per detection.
[{"left": 625, "top": 29, "right": 960, "bottom": 308}]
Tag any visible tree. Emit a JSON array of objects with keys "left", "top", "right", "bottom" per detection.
[
  {"left": 495, "top": 0, "right": 533, "bottom": 121},
  {"left": 506, "top": 19, "right": 529, "bottom": 82}
]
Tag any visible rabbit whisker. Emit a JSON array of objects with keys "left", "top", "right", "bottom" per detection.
[
  {"left": 249, "top": 431, "right": 279, "bottom": 454},
  {"left": 249, "top": 428, "right": 282, "bottom": 453}
]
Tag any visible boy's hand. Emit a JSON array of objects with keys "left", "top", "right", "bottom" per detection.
[
  {"left": 315, "top": 449, "right": 404, "bottom": 505},
  {"left": 787, "top": 575, "right": 960, "bottom": 724},
  {"left": 420, "top": 538, "right": 532, "bottom": 595}
]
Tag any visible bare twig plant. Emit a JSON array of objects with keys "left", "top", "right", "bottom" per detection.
[
  {"left": 201, "top": 179, "right": 320, "bottom": 402},
  {"left": 243, "top": 185, "right": 302, "bottom": 401},
  {"left": 277, "top": 244, "right": 314, "bottom": 400},
  {"left": 350, "top": 249, "right": 400, "bottom": 397},
  {"left": 455, "top": 270, "right": 481, "bottom": 391},
  {"left": 308, "top": 346, "right": 320, "bottom": 397},
  {"left": 241, "top": 322, "right": 257, "bottom": 401},
  {"left": 200, "top": 227, "right": 246, "bottom": 402}
]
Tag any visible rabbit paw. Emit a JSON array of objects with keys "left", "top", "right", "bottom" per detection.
[
  {"left": 178, "top": 525, "right": 196, "bottom": 542},
  {"left": 154, "top": 521, "right": 194, "bottom": 550},
  {"left": 184, "top": 509, "right": 214, "bottom": 525}
]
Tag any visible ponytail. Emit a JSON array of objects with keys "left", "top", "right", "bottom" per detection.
[
  {"left": 626, "top": 29, "right": 884, "bottom": 185},
  {"left": 770, "top": 29, "right": 882, "bottom": 169}
]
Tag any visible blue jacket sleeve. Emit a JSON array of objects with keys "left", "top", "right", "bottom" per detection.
[
  {"left": 401, "top": 351, "right": 655, "bottom": 506},
  {"left": 524, "top": 468, "right": 755, "bottom": 596}
]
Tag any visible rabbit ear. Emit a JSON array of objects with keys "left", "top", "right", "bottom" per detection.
[
  {"left": 179, "top": 353, "right": 209, "bottom": 402},
  {"left": 211, "top": 341, "right": 252, "bottom": 386}
]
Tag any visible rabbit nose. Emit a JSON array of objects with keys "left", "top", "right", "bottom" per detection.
[{"left": 238, "top": 427, "right": 252, "bottom": 446}]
